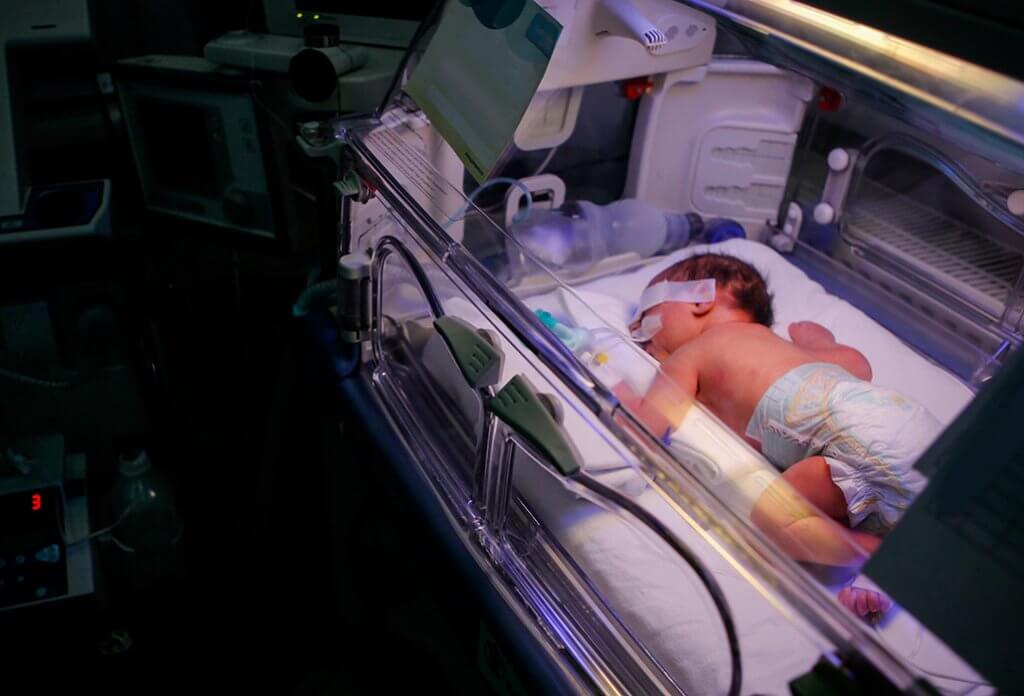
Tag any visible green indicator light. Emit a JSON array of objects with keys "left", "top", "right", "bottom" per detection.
[
  {"left": 296, "top": 12, "right": 303, "bottom": 18},
  {"left": 313, "top": 13, "right": 320, "bottom": 19}
]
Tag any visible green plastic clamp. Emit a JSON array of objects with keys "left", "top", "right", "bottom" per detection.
[
  {"left": 434, "top": 316, "right": 503, "bottom": 390},
  {"left": 488, "top": 375, "right": 582, "bottom": 477}
]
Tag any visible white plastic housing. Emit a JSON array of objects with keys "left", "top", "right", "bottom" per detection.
[
  {"left": 536, "top": 0, "right": 715, "bottom": 91},
  {"left": 625, "top": 59, "right": 814, "bottom": 241}
]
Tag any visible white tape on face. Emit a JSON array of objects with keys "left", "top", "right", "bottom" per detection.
[
  {"left": 631, "top": 278, "right": 715, "bottom": 323},
  {"left": 629, "top": 314, "right": 663, "bottom": 342}
]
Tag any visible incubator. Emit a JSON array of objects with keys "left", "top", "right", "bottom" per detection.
[{"left": 315, "top": 1, "right": 1024, "bottom": 693}]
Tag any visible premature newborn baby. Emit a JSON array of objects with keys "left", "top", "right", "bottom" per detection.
[{"left": 620, "top": 253, "right": 941, "bottom": 619}]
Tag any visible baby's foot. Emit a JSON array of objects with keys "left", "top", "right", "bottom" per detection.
[
  {"left": 838, "top": 585, "right": 893, "bottom": 624},
  {"left": 788, "top": 320, "right": 836, "bottom": 345}
]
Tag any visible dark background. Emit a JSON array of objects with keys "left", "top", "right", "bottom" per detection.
[{"left": 0, "top": 0, "right": 1019, "bottom": 691}]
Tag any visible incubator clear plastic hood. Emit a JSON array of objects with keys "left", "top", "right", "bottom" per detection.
[{"left": 318, "top": 1, "right": 1024, "bottom": 692}]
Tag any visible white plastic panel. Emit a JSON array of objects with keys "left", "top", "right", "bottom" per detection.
[
  {"left": 536, "top": 0, "right": 716, "bottom": 91},
  {"left": 626, "top": 59, "right": 814, "bottom": 241},
  {"left": 513, "top": 86, "right": 584, "bottom": 150}
]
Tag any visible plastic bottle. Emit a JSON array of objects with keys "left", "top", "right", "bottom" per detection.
[
  {"left": 110, "top": 449, "right": 182, "bottom": 554},
  {"left": 510, "top": 199, "right": 704, "bottom": 276}
]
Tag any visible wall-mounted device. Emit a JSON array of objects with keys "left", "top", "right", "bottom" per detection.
[
  {"left": 204, "top": 1, "right": 434, "bottom": 115},
  {"left": 117, "top": 55, "right": 280, "bottom": 239},
  {"left": 0, "top": 435, "right": 92, "bottom": 612},
  {"left": 514, "top": 0, "right": 716, "bottom": 150},
  {"left": 0, "top": 1, "right": 111, "bottom": 245}
]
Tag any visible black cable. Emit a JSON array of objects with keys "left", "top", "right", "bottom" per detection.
[
  {"left": 574, "top": 473, "right": 743, "bottom": 696},
  {"left": 375, "top": 0, "right": 446, "bottom": 116},
  {"left": 0, "top": 365, "right": 78, "bottom": 390}
]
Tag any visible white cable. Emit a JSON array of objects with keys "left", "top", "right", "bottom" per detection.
[
  {"left": 59, "top": 497, "right": 137, "bottom": 547},
  {"left": 531, "top": 146, "right": 558, "bottom": 177}
]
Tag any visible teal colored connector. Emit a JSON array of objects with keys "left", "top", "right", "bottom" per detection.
[{"left": 534, "top": 310, "right": 592, "bottom": 354}]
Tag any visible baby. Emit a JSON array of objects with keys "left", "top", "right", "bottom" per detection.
[{"left": 622, "top": 253, "right": 940, "bottom": 618}]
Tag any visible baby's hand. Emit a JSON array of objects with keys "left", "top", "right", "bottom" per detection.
[{"left": 838, "top": 585, "right": 893, "bottom": 624}]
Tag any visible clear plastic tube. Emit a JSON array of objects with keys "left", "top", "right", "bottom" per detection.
[{"left": 445, "top": 177, "right": 534, "bottom": 229}]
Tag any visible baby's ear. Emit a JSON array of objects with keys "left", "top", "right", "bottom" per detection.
[{"left": 690, "top": 299, "right": 715, "bottom": 316}]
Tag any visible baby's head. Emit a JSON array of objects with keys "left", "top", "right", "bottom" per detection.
[{"left": 633, "top": 253, "right": 773, "bottom": 354}]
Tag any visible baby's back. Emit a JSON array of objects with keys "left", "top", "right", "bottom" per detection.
[{"left": 671, "top": 323, "right": 830, "bottom": 438}]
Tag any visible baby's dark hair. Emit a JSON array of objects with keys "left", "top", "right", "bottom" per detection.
[{"left": 650, "top": 253, "right": 774, "bottom": 327}]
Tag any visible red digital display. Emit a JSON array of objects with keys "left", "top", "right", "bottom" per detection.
[{"left": 31, "top": 493, "right": 42, "bottom": 512}]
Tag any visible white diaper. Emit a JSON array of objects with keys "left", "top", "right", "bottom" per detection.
[{"left": 746, "top": 363, "right": 941, "bottom": 533}]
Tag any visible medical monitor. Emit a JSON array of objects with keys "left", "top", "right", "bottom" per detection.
[
  {"left": 262, "top": 1, "right": 430, "bottom": 47},
  {"left": 117, "top": 55, "right": 280, "bottom": 240}
]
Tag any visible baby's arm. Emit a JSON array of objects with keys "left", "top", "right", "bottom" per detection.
[
  {"left": 788, "top": 321, "right": 872, "bottom": 381},
  {"left": 613, "top": 349, "right": 698, "bottom": 439}
]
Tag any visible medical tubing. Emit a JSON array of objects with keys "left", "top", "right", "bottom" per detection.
[
  {"left": 445, "top": 177, "right": 534, "bottom": 228},
  {"left": 531, "top": 146, "right": 559, "bottom": 177},
  {"left": 292, "top": 279, "right": 338, "bottom": 317},
  {"left": 374, "top": 236, "right": 446, "bottom": 318},
  {"left": 574, "top": 473, "right": 743, "bottom": 696}
]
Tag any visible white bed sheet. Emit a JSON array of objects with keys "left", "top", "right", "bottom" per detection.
[{"left": 439, "top": 240, "right": 987, "bottom": 694}]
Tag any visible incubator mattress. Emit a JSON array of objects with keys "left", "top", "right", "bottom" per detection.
[{"left": 445, "top": 240, "right": 986, "bottom": 694}]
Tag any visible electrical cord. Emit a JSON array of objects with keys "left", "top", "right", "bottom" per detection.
[
  {"left": 574, "top": 474, "right": 743, "bottom": 696},
  {"left": 0, "top": 365, "right": 78, "bottom": 390}
]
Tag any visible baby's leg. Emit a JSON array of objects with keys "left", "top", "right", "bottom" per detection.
[
  {"left": 750, "top": 456, "right": 881, "bottom": 567},
  {"left": 781, "top": 456, "right": 883, "bottom": 555},
  {"left": 780, "top": 455, "right": 848, "bottom": 522},
  {"left": 756, "top": 457, "right": 892, "bottom": 621}
]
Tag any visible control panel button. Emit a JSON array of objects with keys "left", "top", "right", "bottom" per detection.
[
  {"left": 14, "top": 555, "right": 25, "bottom": 566},
  {"left": 34, "top": 586, "right": 48, "bottom": 598}
]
